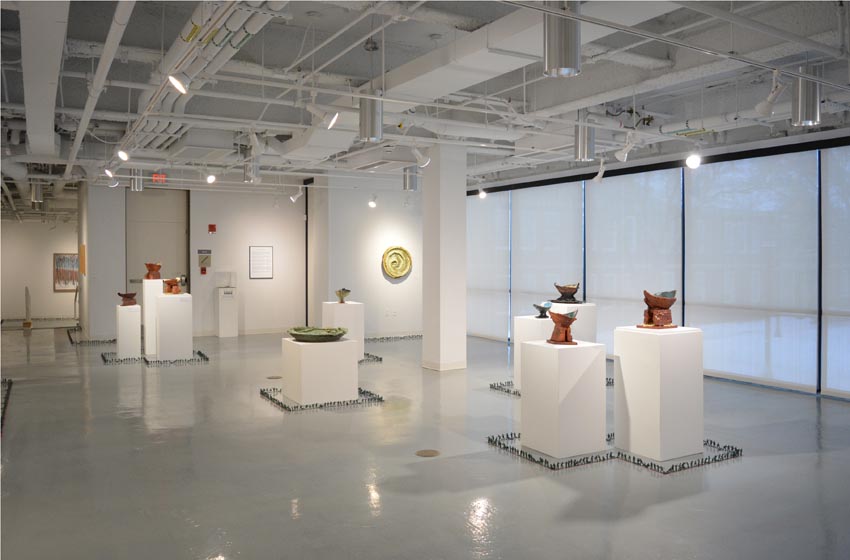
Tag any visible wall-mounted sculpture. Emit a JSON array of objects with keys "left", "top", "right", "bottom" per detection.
[
  {"left": 551, "top": 282, "right": 580, "bottom": 303},
  {"left": 163, "top": 278, "right": 181, "bottom": 294},
  {"left": 533, "top": 302, "right": 552, "bottom": 319},
  {"left": 336, "top": 288, "right": 351, "bottom": 304},
  {"left": 118, "top": 292, "right": 137, "bottom": 306},
  {"left": 144, "top": 263, "right": 162, "bottom": 280},
  {"left": 382, "top": 246, "right": 412, "bottom": 279},
  {"left": 638, "top": 290, "right": 678, "bottom": 328},
  {"left": 547, "top": 310, "right": 578, "bottom": 345}
]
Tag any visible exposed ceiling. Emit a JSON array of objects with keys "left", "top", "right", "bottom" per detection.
[{"left": 2, "top": 1, "right": 849, "bottom": 221}]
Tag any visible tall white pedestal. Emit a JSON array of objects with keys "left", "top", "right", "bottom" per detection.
[
  {"left": 548, "top": 302, "right": 597, "bottom": 343},
  {"left": 521, "top": 340, "right": 607, "bottom": 458},
  {"left": 281, "top": 338, "right": 358, "bottom": 405},
  {"left": 322, "top": 301, "right": 364, "bottom": 358},
  {"left": 216, "top": 287, "right": 238, "bottom": 338},
  {"left": 142, "top": 279, "right": 163, "bottom": 355},
  {"left": 116, "top": 305, "right": 141, "bottom": 359},
  {"left": 614, "top": 326, "right": 704, "bottom": 461},
  {"left": 156, "top": 294, "right": 193, "bottom": 361},
  {"left": 512, "top": 315, "right": 552, "bottom": 389}
]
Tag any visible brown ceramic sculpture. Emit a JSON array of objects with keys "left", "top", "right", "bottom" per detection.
[
  {"left": 144, "top": 262, "right": 162, "bottom": 280},
  {"left": 547, "top": 310, "right": 578, "bottom": 345},
  {"left": 336, "top": 288, "right": 351, "bottom": 304},
  {"left": 163, "top": 278, "right": 181, "bottom": 294},
  {"left": 118, "top": 292, "right": 137, "bottom": 306},
  {"left": 637, "top": 290, "right": 678, "bottom": 329},
  {"left": 551, "top": 282, "right": 580, "bottom": 303}
]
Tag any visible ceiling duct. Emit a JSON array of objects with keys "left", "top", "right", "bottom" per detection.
[
  {"left": 360, "top": 91, "right": 384, "bottom": 143},
  {"left": 574, "top": 110, "right": 595, "bottom": 161},
  {"left": 167, "top": 129, "right": 236, "bottom": 162},
  {"left": 130, "top": 169, "right": 144, "bottom": 192},
  {"left": 544, "top": 1, "right": 581, "bottom": 77},
  {"left": 792, "top": 65, "right": 821, "bottom": 127},
  {"left": 30, "top": 182, "right": 43, "bottom": 208}
]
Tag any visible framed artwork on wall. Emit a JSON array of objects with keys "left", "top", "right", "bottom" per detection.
[
  {"left": 53, "top": 253, "right": 80, "bottom": 292},
  {"left": 249, "top": 246, "right": 273, "bottom": 279}
]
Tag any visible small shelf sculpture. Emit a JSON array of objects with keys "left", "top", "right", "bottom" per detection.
[
  {"left": 547, "top": 310, "right": 578, "bottom": 345},
  {"left": 637, "top": 289, "right": 678, "bottom": 329},
  {"left": 118, "top": 292, "right": 137, "bottom": 306},
  {"left": 551, "top": 282, "right": 580, "bottom": 303},
  {"left": 336, "top": 288, "right": 351, "bottom": 304},
  {"left": 533, "top": 301, "right": 552, "bottom": 319},
  {"left": 288, "top": 326, "right": 347, "bottom": 343},
  {"left": 144, "top": 263, "right": 162, "bottom": 280},
  {"left": 163, "top": 278, "right": 181, "bottom": 294}
]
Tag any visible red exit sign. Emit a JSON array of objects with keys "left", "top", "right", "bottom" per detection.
[{"left": 152, "top": 173, "right": 167, "bottom": 184}]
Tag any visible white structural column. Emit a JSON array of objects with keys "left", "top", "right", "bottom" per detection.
[{"left": 422, "top": 144, "right": 467, "bottom": 371}]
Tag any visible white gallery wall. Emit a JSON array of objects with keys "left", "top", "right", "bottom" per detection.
[
  {"left": 1, "top": 220, "right": 78, "bottom": 319},
  {"left": 189, "top": 190, "right": 306, "bottom": 336}
]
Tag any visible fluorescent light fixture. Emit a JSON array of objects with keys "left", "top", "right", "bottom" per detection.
[
  {"left": 478, "top": 189, "right": 487, "bottom": 199},
  {"left": 168, "top": 72, "right": 189, "bottom": 95},
  {"left": 206, "top": 173, "right": 216, "bottom": 184},
  {"left": 685, "top": 153, "right": 702, "bottom": 169},
  {"left": 412, "top": 147, "right": 431, "bottom": 168},
  {"left": 368, "top": 194, "right": 378, "bottom": 208},
  {"left": 543, "top": 1, "right": 581, "bottom": 78},
  {"left": 755, "top": 69, "right": 787, "bottom": 118},
  {"left": 290, "top": 186, "right": 303, "bottom": 203},
  {"left": 104, "top": 168, "right": 114, "bottom": 178},
  {"left": 614, "top": 131, "right": 636, "bottom": 163},
  {"left": 592, "top": 158, "right": 606, "bottom": 183},
  {"left": 117, "top": 149, "right": 129, "bottom": 161}
]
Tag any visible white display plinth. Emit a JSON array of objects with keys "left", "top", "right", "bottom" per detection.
[
  {"left": 512, "top": 315, "right": 552, "bottom": 389},
  {"left": 142, "top": 279, "right": 163, "bottom": 355},
  {"left": 281, "top": 338, "right": 358, "bottom": 405},
  {"left": 521, "top": 340, "right": 607, "bottom": 458},
  {"left": 614, "top": 326, "right": 704, "bottom": 461},
  {"left": 321, "top": 301, "right": 365, "bottom": 358},
  {"left": 116, "top": 305, "right": 141, "bottom": 359},
  {"left": 548, "top": 302, "right": 597, "bottom": 343},
  {"left": 156, "top": 294, "right": 193, "bottom": 360},
  {"left": 216, "top": 287, "right": 238, "bottom": 338}
]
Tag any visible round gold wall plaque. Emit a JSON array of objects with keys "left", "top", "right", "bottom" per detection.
[{"left": 382, "top": 246, "right": 412, "bottom": 279}]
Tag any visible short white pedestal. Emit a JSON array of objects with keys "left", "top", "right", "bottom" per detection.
[
  {"left": 548, "top": 302, "right": 597, "bottom": 343},
  {"left": 321, "top": 301, "right": 365, "bottom": 358},
  {"left": 142, "top": 279, "right": 163, "bottom": 355},
  {"left": 156, "top": 294, "right": 193, "bottom": 361},
  {"left": 116, "top": 305, "right": 141, "bottom": 359},
  {"left": 281, "top": 338, "right": 358, "bottom": 405},
  {"left": 521, "top": 340, "right": 607, "bottom": 458},
  {"left": 216, "top": 287, "right": 238, "bottom": 338},
  {"left": 614, "top": 326, "right": 704, "bottom": 461},
  {"left": 512, "top": 315, "right": 552, "bottom": 390}
]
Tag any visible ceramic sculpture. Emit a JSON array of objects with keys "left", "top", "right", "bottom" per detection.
[
  {"left": 547, "top": 310, "right": 578, "bottom": 345},
  {"left": 118, "top": 292, "right": 137, "bottom": 306},
  {"left": 551, "top": 282, "right": 580, "bottom": 303},
  {"left": 638, "top": 289, "right": 678, "bottom": 328},
  {"left": 163, "top": 278, "right": 181, "bottom": 294},
  {"left": 144, "top": 262, "right": 162, "bottom": 280},
  {"left": 288, "top": 326, "right": 347, "bottom": 342},
  {"left": 382, "top": 246, "right": 412, "bottom": 279},
  {"left": 336, "top": 288, "right": 351, "bottom": 304},
  {"left": 533, "top": 301, "right": 552, "bottom": 319}
]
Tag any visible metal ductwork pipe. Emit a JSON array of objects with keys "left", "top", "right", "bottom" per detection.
[
  {"left": 130, "top": 169, "right": 144, "bottom": 191},
  {"left": 30, "top": 182, "right": 43, "bottom": 208},
  {"left": 359, "top": 91, "right": 384, "bottom": 143},
  {"left": 403, "top": 165, "right": 420, "bottom": 191},
  {"left": 543, "top": 1, "right": 581, "bottom": 77},
  {"left": 792, "top": 64, "right": 821, "bottom": 127},
  {"left": 574, "top": 110, "right": 595, "bottom": 161}
]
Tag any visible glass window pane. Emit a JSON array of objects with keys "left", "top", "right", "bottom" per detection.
[{"left": 467, "top": 192, "right": 510, "bottom": 340}]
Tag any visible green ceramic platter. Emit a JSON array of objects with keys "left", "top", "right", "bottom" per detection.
[{"left": 288, "top": 326, "right": 348, "bottom": 343}]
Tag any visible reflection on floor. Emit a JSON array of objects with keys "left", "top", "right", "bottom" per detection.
[{"left": 2, "top": 329, "right": 849, "bottom": 559}]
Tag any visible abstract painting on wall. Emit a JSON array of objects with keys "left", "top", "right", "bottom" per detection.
[{"left": 53, "top": 253, "right": 79, "bottom": 292}]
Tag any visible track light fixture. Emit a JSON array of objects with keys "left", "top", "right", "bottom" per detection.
[
  {"left": 306, "top": 104, "right": 340, "bottom": 130},
  {"left": 108, "top": 179, "right": 120, "bottom": 188},
  {"left": 478, "top": 189, "right": 487, "bottom": 199},
  {"left": 614, "top": 131, "right": 636, "bottom": 162},
  {"left": 755, "top": 70, "right": 787, "bottom": 118},
  {"left": 206, "top": 173, "right": 216, "bottom": 184},
  {"left": 117, "top": 149, "right": 129, "bottom": 162},
  {"left": 543, "top": 1, "right": 581, "bottom": 78},
  {"left": 592, "top": 158, "right": 606, "bottom": 183},
  {"left": 290, "top": 186, "right": 303, "bottom": 203},
  {"left": 368, "top": 194, "right": 378, "bottom": 208},
  {"left": 104, "top": 169, "right": 114, "bottom": 178},
  {"left": 685, "top": 153, "right": 702, "bottom": 169},
  {"left": 167, "top": 72, "right": 190, "bottom": 95},
  {"left": 412, "top": 147, "right": 431, "bottom": 168}
]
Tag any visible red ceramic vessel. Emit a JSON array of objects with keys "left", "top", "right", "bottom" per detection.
[
  {"left": 144, "top": 263, "right": 162, "bottom": 280},
  {"left": 547, "top": 310, "right": 578, "bottom": 345},
  {"left": 117, "top": 292, "right": 137, "bottom": 306}
]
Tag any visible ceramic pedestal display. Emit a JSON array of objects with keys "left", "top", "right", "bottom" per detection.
[
  {"left": 614, "top": 326, "right": 704, "bottom": 461},
  {"left": 142, "top": 279, "right": 163, "bottom": 355},
  {"left": 281, "top": 338, "right": 358, "bottom": 405},
  {"left": 116, "top": 304, "right": 141, "bottom": 359},
  {"left": 216, "top": 287, "right": 238, "bottom": 338},
  {"left": 156, "top": 294, "right": 193, "bottom": 360},
  {"left": 548, "top": 302, "right": 597, "bottom": 343},
  {"left": 521, "top": 340, "right": 607, "bottom": 458},
  {"left": 321, "top": 301, "right": 365, "bottom": 358},
  {"left": 512, "top": 315, "right": 553, "bottom": 390}
]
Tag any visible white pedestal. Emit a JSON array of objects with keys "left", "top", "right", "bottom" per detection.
[
  {"left": 142, "top": 279, "right": 163, "bottom": 355},
  {"left": 116, "top": 305, "right": 141, "bottom": 359},
  {"left": 156, "top": 294, "right": 193, "bottom": 360},
  {"left": 614, "top": 326, "right": 704, "bottom": 461},
  {"left": 216, "top": 287, "right": 238, "bottom": 338},
  {"left": 521, "top": 340, "right": 607, "bottom": 458},
  {"left": 512, "top": 315, "right": 552, "bottom": 389},
  {"left": 322, "top": 301, "right": 364, "bottom": 358},
  {"left": 281, "top": 338, "right": 358, "bottom": 405},
  {"left": 548, "top": 302, "right": 597, "bottom": 343}
]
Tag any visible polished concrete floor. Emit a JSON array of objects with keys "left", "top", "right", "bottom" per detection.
[{"left": 2, "top": 329, "right": 849, "bottom": 559}]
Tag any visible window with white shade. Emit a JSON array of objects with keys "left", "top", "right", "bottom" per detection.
[{"left": 467, "top": 191, "right": 510, "bottom": 340}]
